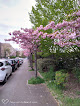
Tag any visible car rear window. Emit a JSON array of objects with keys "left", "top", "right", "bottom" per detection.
[
  {"left": 0, "top": 62, "right": 3, "bottom": 67},
  {"left": 5, "top": 61, "right": 10, "bottom": 66},
  {"left": 11, "top": 60, "right": 15, "bottom": 64},
  {"left": 11, "top": 60, "right": 13, "bottom": 64},
  {"left": 9, "top": 60, "right": 12, "bottom": 64}
]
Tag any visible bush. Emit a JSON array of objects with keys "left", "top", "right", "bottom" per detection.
[
  {"left": 39, "top": 66, "right": 55, "bottom": 81},
  {"left": 53, "top": 52, "right": 80, "bottom": 72},
  {"left": 28, "top": 77, "right": 45, "bottom": 84},
  {"left": 37, "top": 58, "right": 54, "bottom": 72},
  {"left": 44, "top": 66, "right": 55, "bottom": 81},
  {"left": 72, "top": 67, "right": 80, "bottom": 82},
  {"left": 10, "top": 56, "right": 16, "bottom": 58},
  {"left": 54, "top": 70, "right": 68, "bottom": 87},
  {"left": 28, "top": 69, "right": 34, "bottom": 71}
]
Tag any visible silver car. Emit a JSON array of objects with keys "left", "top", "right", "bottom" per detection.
[{"left": 0, "top": 59, "right": 12, "bottom": 84}]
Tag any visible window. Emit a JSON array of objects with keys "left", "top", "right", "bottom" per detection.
[
  {"left": 9, "top": 60, "right": 12, "bottom": 64},
  {"left": 5, "top": 61, "right": 10, "bottom": 66},
  {"left": 0, "top": 62, "right": 3, "bottom": 67}
]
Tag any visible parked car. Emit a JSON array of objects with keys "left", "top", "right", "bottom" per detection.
[
  {"left": 19, "top": 58, "right": 23, "bottom": 65},
  {"left": 15, "top": 59, "right": 20, "bottom": 67},
  {"left": 8, "top": 59, "right": 17, "bottom": 72},
  {"left": 0, "top": 59, "right": 12, "bottom": 84}
]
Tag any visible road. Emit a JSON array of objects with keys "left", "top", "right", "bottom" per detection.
[{"left": 0, "top": 59, "right": 58, "bottom": 106}]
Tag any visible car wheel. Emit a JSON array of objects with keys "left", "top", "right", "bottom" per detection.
[
  {"left": 13, "top": 68, "right": 15, "bottom": 72},
  {"left": 3, "top": 75, "right": 7, "bottom": 84},
  {"left": 10, "top": 71, "right": 12, "bottom": 76}
]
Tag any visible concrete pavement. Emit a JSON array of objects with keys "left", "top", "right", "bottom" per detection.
[{"left": 0, "top": 58, "right": 59, "bottom": 106}]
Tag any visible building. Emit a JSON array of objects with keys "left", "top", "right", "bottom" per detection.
[{"left": 0, "top": 43, "right": 16, "bottom": 58}]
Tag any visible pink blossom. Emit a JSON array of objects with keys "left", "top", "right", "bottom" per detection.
[
  {"left": 32, "top": 30, "right": 39, "bottom": 35},
  {"left": 69, "top": 32, "right": 76, "bottom": 39},
  {"left": 42, "top": 33, "right": 47, "bottom": 39},
  {"left": 7, "top": 10, "right": 80, "bottom": 53},
  {"left": 37, "top": 25, "right": 43, "bottom": 31},
  {"left": 76, "top": 17, "right": 80, "bottom": 22},
  {"left": 76, "top": 11, "right": 80, "bottom": 16},
  {"left": 13, "top": 30, "right": 21, "bottom": 36}
]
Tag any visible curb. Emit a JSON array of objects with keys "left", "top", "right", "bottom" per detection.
[{"left": 37, "top": 71, "right": 44, "bottom": 79}]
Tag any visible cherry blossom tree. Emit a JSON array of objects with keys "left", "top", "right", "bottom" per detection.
[
  {"left": 33, "top": 10, "right": 80, "bottom": 52},
  {"left": 6, "top": 10, "right": 80, "bottom": 75},
  {"left": 6, "top": 28, "right": 40, "bottom": 77}
]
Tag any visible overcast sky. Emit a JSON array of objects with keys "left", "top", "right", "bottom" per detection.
[{"left": 0, "top": 0, "right": 36, "bottom": 50}]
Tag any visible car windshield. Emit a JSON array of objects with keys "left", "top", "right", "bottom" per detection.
[{"left": 0, "top": 62, "right": 3, "bottom": 67}]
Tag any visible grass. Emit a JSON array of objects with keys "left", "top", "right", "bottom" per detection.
[
  {"left": 39, "top": 70, "right": 55, "bottom": 81},
  {"left": 39, "top": 71, "right": 80, "bottom": 106},
  {"left": 28, "top": 76, "right": 45, "bottom": 84},
  {"left": 28, "top": 69, "right": 34, "bottom": 71},
  {"left": 62, "top": 97, "right": 80, "bottom": 106}
]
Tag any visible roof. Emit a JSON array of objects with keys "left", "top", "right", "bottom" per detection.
[{"left": 0, "top": 59, "right": 7, "bottom": 62}]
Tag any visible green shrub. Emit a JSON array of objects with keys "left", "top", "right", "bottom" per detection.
[
  {"left": 28, "top": 69, "right": 34, "bottom": 71},
  {"left": 54, "top": 71, "right": 68, "bottom": 87},
  {"left": 44, "top": 66, "right": 55, "bottom": 81},
  {"left": 10, "top": 56, "right": 16, "bottom": 58},
  {"left": 72, "top": 67, "right": 80, "bottom": 82},
  {"left": 28, "top": 77, "right": 45, "bottom": 84},
  {"left": 39, "top": 66, "right": 55, "bottom": 81},
  {"left": 59, "top": 69, "right": 68, "bottom": 73},
  {"left": 76, "top": 91, "right": 80, "bottom": 95},
  {"left": 37, "top": 58, "right": 54, "bottom": 72}
]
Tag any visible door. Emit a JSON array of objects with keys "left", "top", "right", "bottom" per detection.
[{"left": 5, "top": 61, "right": 12, "bottom": 76}]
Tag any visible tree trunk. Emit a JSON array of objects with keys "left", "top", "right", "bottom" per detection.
[
  {"left": 5, "top": 51, "right": 6, "bottom": 58},
  {"left": 29, "top": 53, "right": 33, "bottom": 70},
  {"left": 30, "top": 52, "right": 33, "bottom": 70},
  {"left": 34, "top": 49, "right": 37, "bottom": 78}
]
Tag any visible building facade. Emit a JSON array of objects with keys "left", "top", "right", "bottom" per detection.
[{"left": 0, "top": 43, "right": 16, "bottom": 58}]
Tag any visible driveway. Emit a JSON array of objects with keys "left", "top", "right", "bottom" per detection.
[{"left": 0, "top": 58, "right": 58, "bottom": 106}]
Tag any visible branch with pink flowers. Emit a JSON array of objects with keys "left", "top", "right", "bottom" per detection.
[{"left": 5, "top": 10, "right": 80, "bottom": 77}]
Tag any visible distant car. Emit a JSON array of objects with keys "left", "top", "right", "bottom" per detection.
[
  {"left": 0, "top": 59, "right": 12, "bottom": 84},
  {"left": 8, "top": 59, "right": 17, "bottom": 72},
  {"left": 19, "top": 58, "right": 23, "bottom": 65},
  {"left": 15, "top": 59, "right": 20, "bottom": 67}
]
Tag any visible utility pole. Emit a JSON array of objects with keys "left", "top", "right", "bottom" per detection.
[{"left": 0, "top": 42, "right": 1, "bottom": 58}]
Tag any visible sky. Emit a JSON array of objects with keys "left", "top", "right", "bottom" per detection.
[{"left": 0, "top": 0, "right": 36, "bottom": 50}]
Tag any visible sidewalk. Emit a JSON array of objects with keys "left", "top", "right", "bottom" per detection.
[
  {"left": 26, "top": 59, "right": 59, "bottom": 106},
  {"left": 0, "top": 59, "right": 59, "bottom": 106}
]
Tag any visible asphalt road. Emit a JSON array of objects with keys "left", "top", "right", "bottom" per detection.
[{"left": 0, "top": 58, "right": 58, "bottom": 106}]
